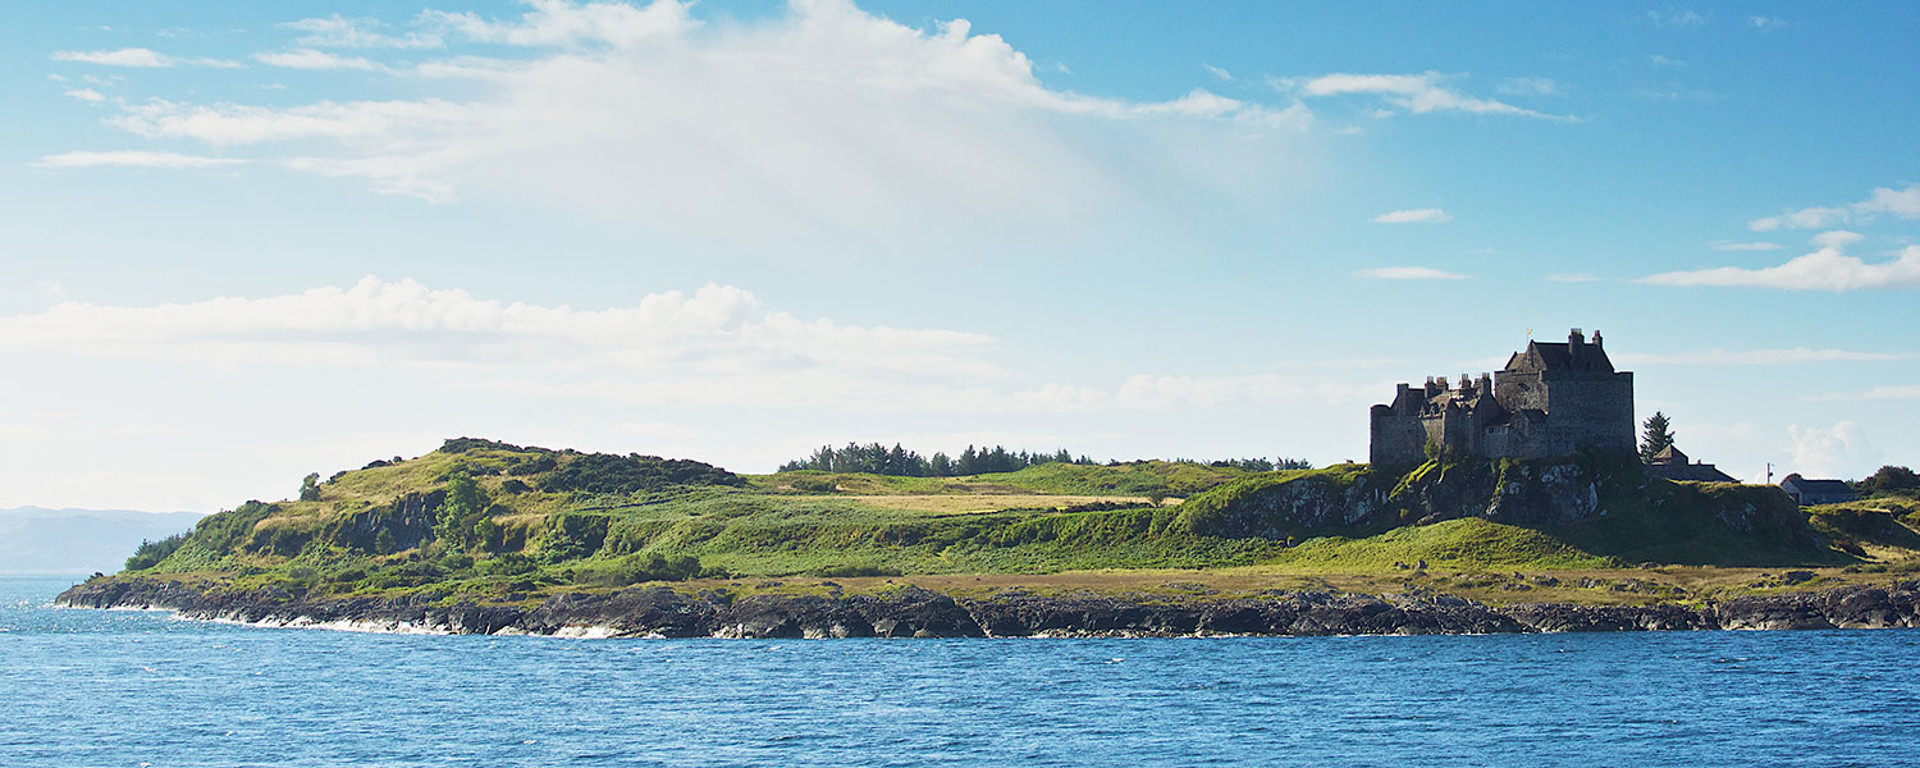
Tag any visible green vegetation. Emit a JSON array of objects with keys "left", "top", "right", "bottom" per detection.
[
  {"left": 125, "top": 532, "right": 191, "bottom": 571},
  {"left": 1265, "top": 518, "right": 1614, "bottom": 571},
  {"left": 1639, "top": 411, "right": 1674, "bottom": 463},
  {"left": 777, "top": 440, "right": 1310, "bottom": 478},
  {"left": 107, "top": 437, "right": 1914, "bottom": 605}
]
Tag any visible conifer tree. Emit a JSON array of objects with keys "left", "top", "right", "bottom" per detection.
[{"left": 1639, "top": 412, "right": 1675, "bottom": 463}]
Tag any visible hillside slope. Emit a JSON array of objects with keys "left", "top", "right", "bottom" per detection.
[{"left": 102, "top": 439, "right": 1889, "bottom": 606}]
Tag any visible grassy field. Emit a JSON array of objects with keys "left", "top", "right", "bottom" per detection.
[{"left": 114, "top": 438, "right": 1920, "bottom": 607}]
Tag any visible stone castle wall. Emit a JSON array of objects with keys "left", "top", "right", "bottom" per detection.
[{"left": 1369, "top": 331, "right": 1634, "bottom": 465}]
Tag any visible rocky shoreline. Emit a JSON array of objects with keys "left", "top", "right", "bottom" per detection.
[{"left": 56, "top": 577, "right": 1920, "bottom": 639}]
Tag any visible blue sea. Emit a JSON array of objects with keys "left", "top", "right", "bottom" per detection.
[{"left": 4, "top": 576, "right": 1918, "bottom": 767}]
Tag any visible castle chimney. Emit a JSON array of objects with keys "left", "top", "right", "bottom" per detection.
[
  {"left": 1592, "top": 330, "right": 1603, "bottom": 348},
  {"left": 1569, "top": 328, "right": 1585, "bottom": 346}
]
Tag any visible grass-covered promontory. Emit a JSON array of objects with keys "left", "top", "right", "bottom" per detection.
[{"left": 110, "top": 438, "right": 1920, "bottom": 606}]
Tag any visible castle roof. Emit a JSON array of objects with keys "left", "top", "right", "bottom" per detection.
[
  {"left": 1650, "top": 445, "right": 1687, "bottom": 464},
  {"left": 1507, "top": 338, "right": 1617, "bottom": 374}
]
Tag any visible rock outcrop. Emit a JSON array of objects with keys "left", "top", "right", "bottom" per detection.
[{"left": 57, "top": 577, "right": 1920, "bottom": 639}]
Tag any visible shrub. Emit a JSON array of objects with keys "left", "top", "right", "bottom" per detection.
[
  {"left": 575, "top": 553, "right": 705, "bottom": 586},
  {"left": 538, "top": 512, "right": 610, "bottom": 563},
  {"left": 478, "top": 553, "right": 540, "bottom": 577},
  {"left": 545, "top": 453, "right": 743, "bottom": 495},
  {"left": 124, "top": 532, "right": 190, "bottom": 571}
]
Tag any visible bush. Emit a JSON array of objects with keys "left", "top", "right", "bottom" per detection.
[
  {"left": 790, "top": 477, "right": 838, "bottom": 493},
  {"left": 576, "top": 553, "right": 705, "bottom": 586},
  {"left": 478, "top": 553, "right": 540, "bottom": 577},
  {"left": 1859, "top": 466, "right": 1919, "bottom": 497},
  {"left": 545, "top": 453, "right": 743, "bottom": 495},
  {"left": 538, "top": 512, "right": 610, "bottom": 563},
  {"left": 125, "top": 532, "right": 190, "bottom": 571}
]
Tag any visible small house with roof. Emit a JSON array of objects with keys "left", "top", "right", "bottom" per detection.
[
  {"left": 1779, "top": 474, "right": 1855, "bottom": 506},
  {"left": 1645, "top": 446, "right": 1736, "bottom": 483}
]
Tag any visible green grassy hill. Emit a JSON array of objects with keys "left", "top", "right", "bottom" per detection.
[{"left": 112, "top": 438, "right": 1914, "bottom": 604}]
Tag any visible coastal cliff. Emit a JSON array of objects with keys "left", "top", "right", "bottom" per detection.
[{"left": 57, "top": 576, "right": 1920, "bottom": 638}]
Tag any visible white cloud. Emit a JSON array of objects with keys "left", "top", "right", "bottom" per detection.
[
  {"left": 254, "top": 49, "right": 379, "bottom": 71},
  {"left": 1496, "top": 77, "right": 1561, "bottom": 96},
  {"left": 1858, "top": 185, "right": 1920, "bottom": 217},
  {"left": 80, "top": 0, "right": 1313, "bottom": 244},
  {"left": 1709, "top": 241, "right": 1783, "bottom": 251},
  {"left": 0, "top": 277, "right": 1375, "bottom": 418},
  {"left": 421, "top": 0, "right": 697, "bottom": 47},
  {"left": 53, "top": 48, "right": 173, "bottom": 68},
  {"left": 64, "top": 88, "right": 106, "bottom": 102},
  {"left": 1831, "top": 385, "right": 1920, "bottom": 400},
  {"left": 1643, "top": 231, "right": 1920, "bottom": 291},
  {"left": 32, "top": 151, "right": 249, "bottom": 170},
  {"left": 1620, "top": 348, "right": 1911, "bottom": 366},
  {"left": 1749, "top": 206, "right": 1848, "bottom": 232},
  {"left": 1649, "top": 54, "right": 1686, "bottom": 67},
  {"left": 1750, "top": 16, "right": 1788, "bottom": 30},
  {"left": 1291, "top": 71, "right": 1569, "bottom": 120},
  {"left": 1788, "top": 421, "right": 1881, "bottom": 479},
  {"left": 1748, "top": 184, "right": 1920, "bottom": 230},
  {"left": 1358, "top": 266, "right": 1469, "bottom": 281},
  {"left": 0, "top": 278, "right": 993, "bottom": 397},
  {"left": 1372, "top": 207, "right": 1451, "bottom": 224},
  {"left": 282, "top": 15, "right": 446, "bottom": 49},
  {"left": 110, "top": 98, "right": 472, "bottom": 147},
  {"left": 1648, "top": 9, "right": 1708, "bottom": 28},
  {"left": 1004, "top": 373, "right": 1366, "bottom": 413},
  {"left": 1203, "top": 64, "right": 1232, "bottom": 82},
  {"left": 51, "top": 48, "right": 242, "bottom": 69}
]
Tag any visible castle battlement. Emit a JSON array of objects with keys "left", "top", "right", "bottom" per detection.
[{"left": 1370, "top": 329, "right": 1635, "bottom": 465}]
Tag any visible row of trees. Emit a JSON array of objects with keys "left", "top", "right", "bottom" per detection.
[
  {"left": 777, "top": 442, "right": 1311, "bottom": 477},
  {"left": 779, "top": 443, "right": 1092, "bottom": 477}
]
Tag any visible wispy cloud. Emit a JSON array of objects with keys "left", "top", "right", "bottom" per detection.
[
  {"left": 32, "top": 151, "right": 249, "bottom": 170},
  {"left": 0, "top": 276, "right": 1366, "bottom": 415},
  {"left": 253, "top": 49, "right": 379, "bottom": 71},
  {"left": 72, "top": 0, "right": 1314, "bottom": 248},
  {"left": 1286, "top": 71, "right": 1571, "bottom": 120},
  {"left": 1811, "top": 384, "right": 1920, "bottom": 401},
  {"left": 1788, "top": 421, "right": 1881, "bottom": 479},
  {"left": 1620, "top": 348, "right": 1912, "bottom": 366},
  {"left": 1750, "top": 16, "right": 1788, "bottom": 31},
  {"left": 281, "top": 15, "right": 446, "bottom": 49},
  {"left": 1358, "top": 266, "right": 1469, "bottom": 281},
  {"left": 1496, "top": 77, "right": 1561, "bottom": 96},
  {"left": 1648, "top": 9, "right": 1709, "bottom": 29},
  {"left": 51, "top": 47, "right": 242, "bottom": 69},
  {"left": 63, "top": 88, "right": 106, "bottom": 103},
  {"left": 1749, "top": 184, "right": 1920, "bottom": 231},
  {"left": 1710, "top": 241, "right": 1783, "bottom": 252},
  {"left": 1643, "top": 231, "right": 1920, "bottom": 291},
  {"left": 1203, "top": 64, "right": 1232, "bottom": 82},
  {"left": 1372, "top": 207, "right": 1452, "bottom": 224}
]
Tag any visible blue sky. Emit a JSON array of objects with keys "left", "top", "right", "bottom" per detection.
[{"left": 3, "top": 1, "right": 1917, "bottom": 510}]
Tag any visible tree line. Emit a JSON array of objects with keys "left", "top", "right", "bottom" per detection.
[{"left": 777, "top": 442, "right": 1310, "bottom": 477}]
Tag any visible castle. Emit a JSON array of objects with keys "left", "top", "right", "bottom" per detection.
[{"left": 1370, "top": 329, "right": 1634, "bottom": 465}]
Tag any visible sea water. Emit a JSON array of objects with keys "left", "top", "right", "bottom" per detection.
[{"left": 3, "top": 576, "right": 1917, "bottom": 768}]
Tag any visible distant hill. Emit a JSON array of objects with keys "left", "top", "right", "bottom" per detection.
[{"left": 0, "top": 507, "right": 206, "bottom": 575}]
